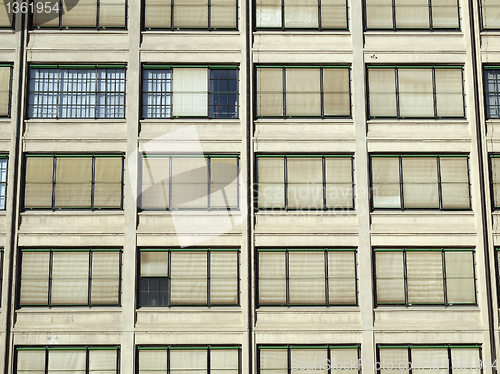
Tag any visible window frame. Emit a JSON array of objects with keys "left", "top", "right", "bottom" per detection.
[
  {"left": 363, "top": 0, "right": 461, "bottom": 31},
  {"left": 22, "top": 154, "right": 124, "bottom": 211},
  {"left": 369, "top": 153, "right": 472, "bottom": 211},
  {"left": 366, "top": 65, "right": 465, "bottom": 119},
  {"left": 139, "top": 153, "right": 240, "bottom": 211},
  {"left": 479, "top": 0, "right": 500, "bottom": 31},
  {"left": 0, "top": 64, "right": 13, "bottom": 118},
  {"left": 27, "top": 64, "right": 127, "bottom": 119},
  {"left": 483, "top": 67, "right": 500, "bottom": 119},
  {"left": 0, "top": 155, "right": 8, "bottom": 210},
  {"left": 254, "top": 65, "right": 352, "bottom": 119},
  {"left": 29, "top": 0, "right": 128, "bottom": 30},
  {"left": 15, "top": 346, "right": 120, "bottom": 374},
  {"left": 373, "top": 247, "right": 477, "bottom": 307},
  {"left": 253, "top": 0, "right": 349, "bottom": 31},
  {"left": 17, "top": 248, "right": 122, "bottom": 308},
  {"left": 137, "top": 248, "right": 240, "bottom": 308},
  {"left": 488, "top": 154, "right": 500, "bottom": 209},
  {"left": 256, "top": 248, "right": 358, "bottom": 307},
  {"left": 141, "top": 65, "right": 239, "bottom": 119},
  {"left": 255, "top": 154, "right": 355, "bottom": 211}
]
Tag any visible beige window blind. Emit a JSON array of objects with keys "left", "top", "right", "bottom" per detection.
[
  {"left": 144, "top": 0, "right": 171, "bottom": 28},
  {"left": 378, "top": 348, "right": 409, "bottom": 374},
  {"left": 445, "top": 251, "right": 475, "bottom": 304},
  {"left": 257, "top": 157, "right": 285, "bottom": 208},
  {"left": 62, "top": 0, "right": 97, "bottom": 27},
  {"left": 287, "top": 157, "right": 323, "bottom": 209},
  {"left": 94, "top": 157, "right": 122, "bottom": 208},
  {"left": 368, "top": 68, "right": 397, "bottom": 117},
  {"left": 171, "top": 157, "right": 208, "bottom": 209},
  {"left": 170, "top": 349, "right": 207, "bottom": 374},
  {"left": 0, "top": 0, "right": 13, "bottom": 27},
  {"left": 432, "top": 0, "right": 459, "bottom": 28},
  {"left": 17, "top": 350, "right": 46, "bottom": 374},
  {"left": 451, "top": 348, "right": 481, "bottom": 373},
  {"left": 170, "top": 252, "right": 208, "bottom": 304},
  {"left": 51, "top": 251, "right": 89, "bottom": 305},
  {"left": 256, "top": 0, "right": 282, "bottom": 27},
  {"left": 435, "top": 68, "right": 464, "bottom": 117},
  {"left": 291, "top": 349, "right": 328, "bottom": 374},
  {"left": 365, "top": 0, "right": 393, "bottom": 28},
  {"left": 211, "top": 0, "right": 237, "bottom": 27},
  {"left": 328, "top": 251, "right": 356, "bottom": 304},
  {"left": 141, "top": 157, "right": 170, "bottom": 210},
  {"left": 323, "top": 68, "right": 350, "bottom": 116},
  {"left": 91, "top": 251, "right": 120, "bottom": 305},
  {"left": 371, "top": 157, "right": 401, "bottom": 208},
  {"left": 492, "top": 157, "right": 500, "bottom": 208},
  {"left": 395, "top": 0, "right": 430, "bottom": 28},
  {"left": 211, "top": 158, "right": 238, "bottom": 209},
  {"left": 288, "top": 251, "right": 325, "bottom": 304},
  {"left": 406, "top": 251, "right": 444, "bottom": 304},
  {"left": 20, "top": 251, "right": 50, "bottom": 305},
  {"left": 330, "top": 349, "right": 359, "bottom": 374},
  {"left": 256, "top": 68, "right": 284, "bottom": 117},
  {"left": 174, "top": 0, "right": 209, "bottom": 27},
  {"left": 25, "top": 157, "right": 54, "bottom": 208},
  {"left": 48, "top": 350, "right": 87, "bottom": 374},
  {"left": 483, "top": 0, "right": 500, "bottom": 28},
  {"left": 258, "top": 252, "right": 286, "bottom": 305},
  {"left": 286, "top": 68, "right": 321, "bottom": 116},
  {"left": 88, "top": 350, "right": 118, "bottom": 374},
  {"left": 402, "top": 157, "right": 439, "bottom": 208},
  {"left": 0, "top": 66, "right": 10, "bottom": 116},
  {"left": 439, "top": 157, "right": 470, "bottom": 209},
  {"left": 211, "top": 349, "right": 239, "bottom": 374},
  {"left": 375, "top": 251, "right": 405, "bottom": 304},
  {"left": 284, "top": 0, "right": 319, "bottom": 28},
  {"left": 412, "top": 348, "right": 449, "bottom": 374},
  {"left": 398, "top": 69, "right": 434, "bottom": 117},
  {"left": 260, "top": 349, "right": 288, "bottom": 374},
  {"left": 321, "top": 0, "right": 347, "bottom": 28},
  {"left": 172, "top": 67, "right": 208, "bottom": 116},
  {"left": 54, "top": 157, "right": 93, "bottom": 208},
  {"left": 141, "top": 251, "right": 169, "bottom": 277},
  {"left": 210, "top": 251, "right": 239, "bottom": 304},
  {"left": 33, "top": 0, "right": 60, "bottom": 26},
  {"left": 99, "top": 0, "right": 126, "bottom": 26},
  {"left": 138, "top": 350, "right": 168, "bottom": 374},
  {"left": 325, "top": 157, "right": 353, "bottom": 208}
]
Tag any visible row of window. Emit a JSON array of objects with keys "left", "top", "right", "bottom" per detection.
[
  {"left": 2, "top": 0, "right": 500, "bottom": 31},
  {"left": 4, "top": 64, "right": 500, "bottom": 120},
  {"left": 6, "top": 247, "right": 484, "bottom": 308},
  {"left": 13, "top": 345, "right": 483, "bottom": 374}
]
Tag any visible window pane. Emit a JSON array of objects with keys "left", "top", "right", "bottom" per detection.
[
  {"left": 258, "top": 157, "right": 285, "bottom": 208},
  {"left": 258, "top": 252, "right": 286, "bottom": 305},
  {"left": 211, "top": 350, "right": 239, "bottom": 374},
  {"left": 17, "top": 350, "right": 46, "bottom": 374},
  {"left": 365, "top": 0, "right": 393, "bottom": 28},
  {"left": 371, "top": 157, "right": 401, "bottom": 208},
  {"left": 445, "top": 251, "right": 475, "bottom": 304},
  {"left": 170, "top": 252, "right": 207, "bottom": 305},
  {"left": 402, "top": 157, "right": 439, "bottom": 208},
  {"left": 486, "top": 69, "right": 500, "bottom": 118},
  {"left": 48, "top": 350, "right": 86, "bottom": 374},
  {"left": 139, "top": 350, "right": 168, "bottom": 374},
  {"left": 328, "top": 251, "right": 356, "bottom": 304},
  {"left": 172, "top": 67, "right": 208, "bottom": 117},
  {"left": 406, "top": 251, "right": 444, "bottom": 304},
  {"left": 211, "top": 0, "right": 237, "bottom": 27},
  {"left": 395, "top": 0, "right": 429, "bottom": 28},
  {"left": 210, "top": 252, "right": 238, "bottom": 305},
  {"left": 0, "top": 66, "right": 10, "bottom": 116},
  {"left": 209, "top": 69, "right": 238, "bottom": 118},
  {"left": 287, "top": 158, "right": 323, "bottom": 209},
  {"left": 440, "top": 157, "right": 470, "bottom": 209},
  {"left": 368, "top": 68, "right": 397, "bottom": 117},
  {"left": 284, "top": 0, "right": 319, "bottom": 28},
  {"left": 260, "top": 349, "right": 288, "bottom": 374},
  {"left": 330, "top": 349, "right": 359, "bottom": 374},
  {"left": 412, "top": 348, "right": 448, "bottom": 374},
  {"left": 94, "top": 157, "right": 122, "bottom": 208},
  {"left": 321, "top": 0, "right": 347, "bottom": 28},
  {"left": 291, "top": 349, "right": 327, "bottom": 374},
  {"left": 256, "top": 0, "right": 281, "bottom": 27},
  {"left": 323, "top": 68, "right": 350, "bottom": 116},
  {"left": 141, "top": 251, "right": 169, "bottom": 277},
  {"left": 435, "top": 69, "right": 463, "bottom": 117},
  {"left": 99, "top": 0, "right": 126, "bottom": 26},
  {"left": 211, "top": 158, "right": 238, "bottom": 209},
  {"left": 482, "top": 0, "right": 500, "bottom": 29},
  {"left": 171, "top": 157, "right": 208, "bottom": 209},
  {"left": 432, "top": 0, "right": 459, "bottom": 28},
  {"left": 398, "top": 69, "right": 434, "bottom": 117},
  {"left": 62, "top": 0, "right": 97, "bottom": 27},
  {"left": 257, "top": 68, "right": 283, "bottom": 116},
  {"left": 51, "top": 251, "right": 89, "bottom": 305},
  {"left": 33, "top": 0, "right": 60, "bottom": 26},
  {"left": 144, "top": 0, "right": 172, "bottom": 28},
  {"left": 142, "top": 69, "right": 172, "bottom": 118},
  {"left": 89, "top": 350, "right": 118, "bottom": 374},
  {"left": 375, "top": 251, "right": 405, "bottom": 304},
  {"left": 0, "top": 0, "right": 13, "bottom": 27},
  {"left": 25, "top": 157, "right": 54, "bottom": 208},
  {"left": 170, "top": 349, "right": 207, "bottom": 374},
  {"left": 55, "top": 157, "right": 92, "bottom": 208},
  {"left": 288, "top": 252, "right": 325, "bottom": 304},
  {"left": 20, "top": 251, "right": 50, "bottom": 305},
  {"left": 173, "top": 0, "right": 209, "bottom": 27},
  {"left": 91, "top": 252, "right": 120, "bottom": 305},
  {"left": 379, "top": 349, "right": 409, "bottom": 374},
  {"left": 325, "top": 157, "right": 353, "bottom": 208},
  {"left": 141, "top": 157, "right": 170, "bottom": 210}
]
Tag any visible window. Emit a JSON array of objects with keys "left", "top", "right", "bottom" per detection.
[
  {"left": 31, "top": 0, "right": 126, "bottom": 29},
  {"left": 16, "top": 346, "right": 119, "bottom": 374},
  {"left": 0, "top": 65, "right": 12, "bottom": 117},
  {"left": 0, "top": 1, "right": 14, "bottom": 28},
  {"left": 256, "top": 66, "right": 350, "bottom": 118},
  {"left": 140, "top": 154, "right": 239, "bottom": 210},
  {"left": 257, "top": 155, "right": 354, "bottom": 210},
  {"left": 0, "top": 156, "right": 7, "bottom": 210},
  {"left": 138, "top": 346, "right": 240, "bottom": 374},
  {"left": 24, "top": 154, "right": 123, "bottom": 210},
  {"left": 138, "top": 248, "right": 239, "bottom": 307},
  {"left": 28, "top": 65, "right": 126, "bottom": 119},
  {"left": 19, "top": 248, "right": 121, "bottom": 307},
  {"left": 257, "top": 248, "right": 357, "bottom": 307},
  {"left": 367, "top": 66, "right": 464, "bottom": 119},
  {"left": 481, "top": 0, "right": 500, "bottom": 29},
  {"left": 374, "top": 248, "right": 476, "bottom": 306},
  {"left": 365, "top": 0, "right": 459, "bottom": 30},
  {"left": 489, "top": 155, "right": 500, "bottom": 208},
  {"left": 370, "top": 154, "right": 470, "bottom": 210},
  {"left": 144, "top": 0, "right": 236, "bottom": 29},
  {"left": 483, "top": 68, "right": 500, "bottom": 118},
  {"left": 259, "top": 345, "right": 360, "bottom": 374},
  {"left": 377, "top": 345, "right": 481, "bottom": 374},
  {"left": 142, "top": 66, "right": 238, "bottom": 119},
  {"left": 255, "top": 0, "right": 347, "bottom": 29}
]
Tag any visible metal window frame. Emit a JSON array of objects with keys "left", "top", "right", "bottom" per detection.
[
  {"left": 256, "top": 248, "right": 358, "bottom": 307},
  {"left": 29, "top": 0, "right": 128, "bottom": 30},
  {"left": 373, "top": 248, "right": 477, "bottom": 307},
  {"left": 369, "top": 153, "right": 471, "bottom": 211},
  {"left": 137, "top": 248, "right": 241, "bottom": 308},
  {"left": 17, "top": 248, "right": 122, "bottom": 308},
  {"left": 0, "top": 65, "right": 13, "bottom": 118},
  {"left": 0, "top": 156, "right": 9, "bottom": 210}
]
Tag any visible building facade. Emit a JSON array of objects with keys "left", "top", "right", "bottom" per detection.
[{"left": 0, "top": 0, "right": 499, "bottom": 373}]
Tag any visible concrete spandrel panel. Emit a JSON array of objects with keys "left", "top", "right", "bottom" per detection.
[
  {"left": 253, "top": 33, "right": 352, "bottom": 54},
  {"left": 255, "top": 213, "right": 358, "bottom": 235},
  {"left": 141, "top": 33, "right": 241, "bottom": 53},
  {"left": 24, "top": 121, "right": 127, "bottom": 142},
  {"left": 254, "top": 122, "right": 355, "bottom": 142},
  {"left": 364, "top": 33, "right": 465, "bottom": 52},
  {"left": 14, "top": 310, "right": 123, "bottom": 332},
  {"left": 481, "top": 34, "right": 500, "bottom": 52},
  {"left": 368, "top": 121, "right": 471, "bottom": 140},
  {"left": 0, "top": 32, "right": 17, "bottom": 53},
  {"left": 27, "top": 31, "right": 128, "bottom": 52},
  {"left": 135, "top": 309, "right": 243, "bottom": 332}
]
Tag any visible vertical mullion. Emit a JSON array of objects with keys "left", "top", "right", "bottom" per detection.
[
  {"left": 207, "top": 250, "right": 211, "bottom": 306},
  {"left": 56, "top": 67, "right": 61, "bottom": 119},
  {"left": 351, "top": 156, "right": 355, "bottom": 209},
  {"left": 282, "top": 68, "right": 286, "bottom": 117},
  {"left": 208, "top": 0, "right": 211, "bottom": 29},
  {"left": 442, "top": 249, "right": 448, "bottom": 306},
  {"left": 52, "top": 156, "right": 57, "bottom": 210},
  {"left": 285, "top": 251, "right": 290, "bottom": 306},
  {"left": 287, "top": 347, "right": 291, "bottom": 374},
  {"left": 322, "top": 156, "right": 327, "bottom": 209},
  {"left": 207, "top": 156, "right": 211, "bottom": 210},
  {"left": 171, "top": 0, "right": 175, "bottom": 29},
  {"left": 472, "top": 250, "right": 478, "bottom": 305},
  {"left": 318, "top": 0, "right": 322, "bottom": 29},
  {"left": 168, "top": 250, "right": 172, "bottom": 306},
  {"left": 88, "top": 251, "right": 93, "bottom": 306},
  {"left": 324, "top": 250, "right": 329, "bottom": 306},
  {"left": 395, "top": 67, "right": 400, "bottom": 118},
  {"left": 437, "top": 156, "right": 443, "bottom": 210},
  {"left": 45, "top": 348, "right": 50, "bottom": 374},
  {"left": 428, "top": 0, "right": 433, "bottom": 30},
  {"left": 403, "top": 250, "right": 408, "bottom": 306},
  {"left": 169, "top": 156, "right": 173, "bottom": 211},
  {"left": 91, "top": 156, "right": 96, "bottom": 209},
  {"left": 86, "top": 347, "right": 90, "bottom": 374},
  {"left": 48, "top": 251, "right": 54, "bottom": 307},
  {"left": 447, "top": 347, "right": 453, "bottom": 374},
  {"left": 94, "top": 68, "right": 98, "bottom": 119},
  {"left": 284, "top": 156, "right": 288, "bottom": 210},
  {"left": 281, "top": 0, "right": 285, "bottom": 29},
  {"left": 97, "top": 0, "right": 101, "bottom": 27},
  {"left": 320, "top": 68, "right": 325, "bottom": 119},
  {"left": 392, "top": 0, "right": 396, "bottom": 29},
  {"left": 207, "top": 348, "right": 211, "bottom": 374},
  {"left": 399, "top": 156, "right": 404, "bottom": 209},
  {"left": 432, "top": 67, "right": 438, "bottom": 118},
  {"left": 167, "top": 347, "right": 171, "bottom": 374},
  {"left": 408, "top": 347, "right": 413, "bottom": 374}
]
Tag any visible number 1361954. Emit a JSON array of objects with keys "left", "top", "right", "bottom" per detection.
[{"left": 6, "top": 1, "right": 59, "bottom": 13}]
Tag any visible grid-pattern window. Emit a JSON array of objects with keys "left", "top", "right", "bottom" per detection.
[
  {"left": 138, "top": 248, "right": 239, "bottom": 307},
  {"left": 0, "top": 65, "right": 12, "bottom": 117},
  {"left": 367, "top": 66, "right": 464, "bottom": 119},
  {"left": 138, "top": 346, "right": 240, "bottom": 374},
  {"left": 19, "top": 248, "right": 121, "bottom": 307},
  {"left": 0, "top": 156, "right": 7, "bottom": 210},
  {"left": 31, "top": 0, "right": 126, "bottom": 28},
  {"left": 374, "top": 248, "right": 476, "bottom": 306},
  {"left": 370, "top": 154, "right": 470, "bottom": 210},
  {"left": 142, "top": 66, "right": 238, "bottom": 119},
  {"left": 140, "top": 154, "right": 239, "bottom": 210},
  {"left": 484, "top": 68, "right": 500, "bottom": 118},
  {"left": 0, "top": 1, "right": 14, "bottom": 27},
  {"left": 258, "top": 248, "right": 357, "bottom": 306},
  {"left": 257, "top": 155, "right": 354, "bottom": 210},
  {"left": 255, "top": 0, "right": 347, "bottom": 29},
  {"left": 28, "top": 65, "right": 126, "bottom": 119},
  {"left": 24, "top": 154, "right": 123, "bottom": 210},
  {"left": 256, "top": 66, "right": 351, "bottom": 118},
  {"left": 365, "top": 0, "right": 459, "bottom": 30},
  {"left": 377, "top": 345, "right": 481, "bottom": 374},
  {"left": 259, "top": 345, "right": 360, "bottom": 374},
  {"left": 481, "top": 0, "right": 500, "bottom": 29},
  {"left": 144, "top": 0, "right": 237, "bottom": 29},
  {"left": 16, "top": 346, "right": 119, "bottom": 374}
]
